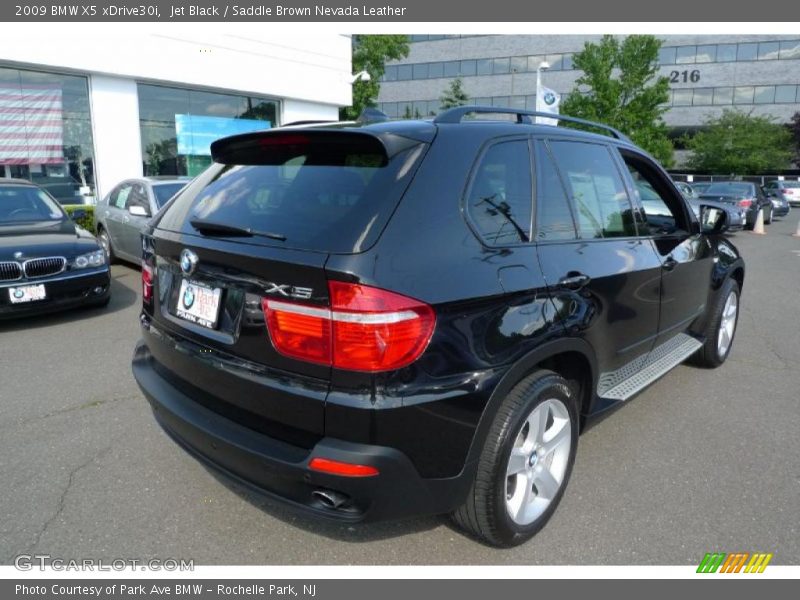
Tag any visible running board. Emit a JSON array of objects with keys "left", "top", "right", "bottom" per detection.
[{"left": 598, "top": 334, "right": 703, "bottom": 401}]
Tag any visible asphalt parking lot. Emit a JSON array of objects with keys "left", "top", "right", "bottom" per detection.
[{"left": 1, "top": 217, "right": 798, "bottom": 566}]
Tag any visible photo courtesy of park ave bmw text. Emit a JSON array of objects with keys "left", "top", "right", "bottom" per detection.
[{"left": 0, "top": 0, "right": 798, "bottom": 595}]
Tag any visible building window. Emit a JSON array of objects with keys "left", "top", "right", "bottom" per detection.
[
  {"left": 775, "top": 85, "right": 797, "bottom": 103},
  {"left": 658, "top": 47, "right": 677, "bottom": 65},
  {"left": 779, "top": 40, "right": 800, "bottom": 59},
  {"left": 397, "top": 65, "right": 413, "bottom": 81},
  {"left": 716, "top": 44, "right": 737, "bottom": 62},
  {"left": 492, "top": 57, "right": 510, "bottom": 75},
  {"left": 476, "top": 59, "right": 493, "bottom": 76},
  {"left": 137, "top": 83, "right": 278, "bottom": 177},
  {"left": 510, "top": 56, "right": 527, "bottom": 73},
  {"left": 733, "top": 86, "right": 755, "bottom": 104},
  {"left": 0, "top": 66, "right": 95, "bottom": 205},
  {"left": 672, "top": 89, "right": 693, "bottom": 106},
  {"left": 737, "top": 43, "right": 758, "bottom": 61},
  {"left": 562, "top": 54, "right": 574, "bottom": 70},
  {"left": 695, "top": 45, "right": 716, "bottom": 63},
  {"left": 491, "top": 96, "right": 510, "bottom": 108},
  {"left": 428, "top": 62, "right": 444, "bottom": 78},
  {"left": 460, "top": 60, "right": 477, "bottom": 76},
  {"left": 757, "top": 42, "right": 780, "bottom": 60},
  {"left": 383, "top": 66, "right": 397, "bottom": 82},
  {"left": 713, "top": 87, "right": 734, "bottom": 105},
  {"left": 412, "top": 63, "right": 429, "bottom": 80},
  {"left": 675, "top": 46, "right": 696, "bottom": 64},
  {"left": 753, "top": 86, "right": 775, "bottom": 104},
  {"left": 444, "top": 61, "right": 460, "bottom": 77},
  {"left": 692, "top": 88, "right": 713, "bottom": 106},
  {"left": 546, "top": 54, "right": 564, "bottom": 71}
]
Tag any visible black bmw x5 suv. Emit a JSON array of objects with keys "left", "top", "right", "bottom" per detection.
[{"left": 132, "top": 107, "right": 744, "bottom": 547}]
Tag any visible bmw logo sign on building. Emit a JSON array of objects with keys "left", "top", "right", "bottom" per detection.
[
  {"left": 180, "top": 249, "right": 198, "bottom": 275},
  {"left": 544, "top": 92, "right": 557, "bottom": 106}
]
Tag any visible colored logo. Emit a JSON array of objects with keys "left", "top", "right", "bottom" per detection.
[
  {"left": 544, "top": 92, "right": 557, "bottom": 106},
  {"left": 13, "top": 289, "right": 24, "bottom": 299},
  {"left": 180, "top": 249, "right": 198, "bottom": 275},
  {"left": 697, "top": 552, "right": 773, "bottom": 573},
  {"left": 183, "top": 286, "right": 195, "bottom": 309}
]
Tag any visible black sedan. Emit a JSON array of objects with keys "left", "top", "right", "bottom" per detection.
[
  {"left": 698, "top": 181, "right": 773, "bottom": 229},
  {"left": 0, "top": 179, "right": 110, "bottom": 319}
]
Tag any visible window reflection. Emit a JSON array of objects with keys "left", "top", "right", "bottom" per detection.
[
  {"left": 137, "top": 84, "right": 278, "bottom": 178},
  {"left": 0, "top": 67, "right": 95, "bottom": 205}
]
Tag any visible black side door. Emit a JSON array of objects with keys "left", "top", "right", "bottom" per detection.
[
  {"left": 534, "top": 138, "right": 662, "bottom": 385},
  {"left": 615, "top": 147, "right": 714, "bottom": 348}
]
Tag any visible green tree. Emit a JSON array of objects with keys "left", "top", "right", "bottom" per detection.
[
  {"left": 684, "top": 110, "right": 793, "bottom": 174},
  {"left": 440, "top": 78, "right": 470, "bottom": 110},
  {"left": 561, "top": 35, "right": 674, "bottom": 166},
  {"left": 340, "top": 35, "right": 410, "bottom": 121}
]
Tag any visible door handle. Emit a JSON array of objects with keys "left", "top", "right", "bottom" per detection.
[
  {"left": 662, "top": 256, "right": 678, "bottom": 271},
  {"left": 558, "top": 272, "right": 590, "bottom": 290}
]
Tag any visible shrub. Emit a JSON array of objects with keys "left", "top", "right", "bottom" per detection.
[{"left": 63, "top": 204, "right": 96, "bottom": 234}]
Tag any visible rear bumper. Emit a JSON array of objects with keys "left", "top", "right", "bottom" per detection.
[
  {"left": 0, "top": 269, "right": 110, "bottom": 319},
  {"left": 132, "top": 339, "right": 466, "bottom": 522}
]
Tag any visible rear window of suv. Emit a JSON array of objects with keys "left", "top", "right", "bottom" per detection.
[{"left": 156, "top": 131, "right": 427, "bottom": 254}]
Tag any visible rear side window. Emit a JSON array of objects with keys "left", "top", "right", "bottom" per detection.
[
  {"left": 157, "top": 132, "right": 427, "bottom": 254},
  {"left": 548, "top": 141, "right": 636, "bottom": 239},
  {"left": 534, "top": 142, "right": 577, "bottom": 241},
  {"left": 466, "top": 139, "right": 532, "bottom": 245}
]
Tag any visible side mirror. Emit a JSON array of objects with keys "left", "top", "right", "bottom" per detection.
[
  {"left": 70, "top": 208, "right": 87, "bottom": 220},
  {"left": 128, "top": 205, "right": 150, "bottom": 218},
  {"left": 699, "top": 204, "right": 729, "bottom": 234}
]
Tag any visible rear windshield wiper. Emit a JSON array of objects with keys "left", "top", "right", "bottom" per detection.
[{"left": 190, "top": 218, "right": 287, "bottom": 241}]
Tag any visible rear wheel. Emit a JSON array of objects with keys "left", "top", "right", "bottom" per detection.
[
  {"left": 452, "top": 370, "right": 578, "bottom": 547},
  {"left": 690, "top": 278, "right": 740, "bottom": 368},
  {"left": 764, "top": 205, "right": 773, "bottom": 225}
]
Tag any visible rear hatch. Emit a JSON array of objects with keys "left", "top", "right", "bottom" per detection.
[{"left": 142, "top": 127, "right": 431, "bottom": 445}]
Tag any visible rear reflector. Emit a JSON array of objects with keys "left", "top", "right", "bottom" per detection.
[
  {"left": 737, "top": 198, "right": 753, "bottom": 208},
  {"left": 262, "top": 281, "right": 435, "bottom": 372},
  {"left": 309, "top": 457, "right": 379, "bottom": 477}
]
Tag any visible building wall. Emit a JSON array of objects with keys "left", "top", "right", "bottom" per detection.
[{"left": 377, "top": 35, "right": 800, "bottom": 127}]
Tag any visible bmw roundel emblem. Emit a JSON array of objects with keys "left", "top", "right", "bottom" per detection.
[
  {"left": 544, "top": 92, "right": 557, "bottom": 106},
  {"left": 180, "top": 249, "right": 198, "bottom": 275},
  {"left": 13, "top": 289, "right": 24, "bottom": 299},
  {"left": 183, "top": 285, "right": 195, "bottom": 309}
]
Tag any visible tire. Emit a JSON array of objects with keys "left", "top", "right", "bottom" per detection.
[
  {"left": 764, "top": 206, "right": 773, "bottom": 225},
  {"left": 97, "top": 227, "right": 116, "bottom": 265},
  {"left": 452, "top": 369, "right": 579, "bottom": 547},
  {"left": 690, "top": 278, "right": 740, "bottom": 368}
]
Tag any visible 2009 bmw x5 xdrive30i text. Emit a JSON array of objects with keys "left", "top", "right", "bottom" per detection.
[{"left": 132, "top": 107, "right": 744, "bottom": 546}]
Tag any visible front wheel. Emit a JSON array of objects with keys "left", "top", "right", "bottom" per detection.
[
  {"left": 97, "top": 227, "right": 116, "bottom": 265},
  {"left": 764, "top": 205, "right": 773, "bottom": 225},
  {"left": 452, "top": 370, "right": 578, "bottom": 547},
  {"left": 690, "top": 278, "right": 740, "bottom": 368}
]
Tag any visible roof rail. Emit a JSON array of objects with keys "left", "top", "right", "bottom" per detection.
[{"left": 433, "top": 105, "right": 632, "bottom": 143}]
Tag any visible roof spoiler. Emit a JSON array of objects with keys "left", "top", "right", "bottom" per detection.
[{"left": 433, "top": 105, "right": 632, "bottom": 143}]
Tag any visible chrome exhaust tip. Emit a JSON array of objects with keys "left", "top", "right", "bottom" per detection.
[{"left": 312, "top": 489, "right": 350, "bottom": 510}]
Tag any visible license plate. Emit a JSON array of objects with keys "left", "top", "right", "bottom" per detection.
[
  {"left": 176, "top": 279, "right": 222, "bottom": 329},
  {"left": 9, "top": 284, "right": 46, "bottom": 304}
]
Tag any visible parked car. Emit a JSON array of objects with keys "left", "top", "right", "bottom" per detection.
[
  {"left": 689, "top": 182, "right": 712, "bottom": 195},
  {"left": 132, "top": 107, "right": 745, "bottom": 547},
  {"left": 670, "top": 181, "right": 743, "bottom": 230},
  {"left": 95, "top": 177, "right": 189, "bottom": 265},
  {"left": 698, "top": 181, "right": 773, "bottom": 228},
  {"left": 763, "top": 179, "right": 800, "bottom": 207},
  {"left": 674, "top": 181, "right": 698, "bottom": 199},
  {"left": 0, "top": 179, "right": 110, "bottom": 318}
]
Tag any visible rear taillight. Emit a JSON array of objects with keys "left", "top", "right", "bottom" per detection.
[
  {"left": 262, "top": 281, "right": 435, "bottom": 372},
  {"left": 737, "top": 198, "right": 754, "bottom": 208},
  {"left": 142, "top": 263, "right": 154, "bottom": 304}
]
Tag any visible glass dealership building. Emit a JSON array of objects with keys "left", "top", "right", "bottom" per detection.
[
  {"left": 0, "top": 29, "right": 352, "bottom": 204},
  {"left": 377, "top": 35, "right": 800, "bottom": 164}
]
